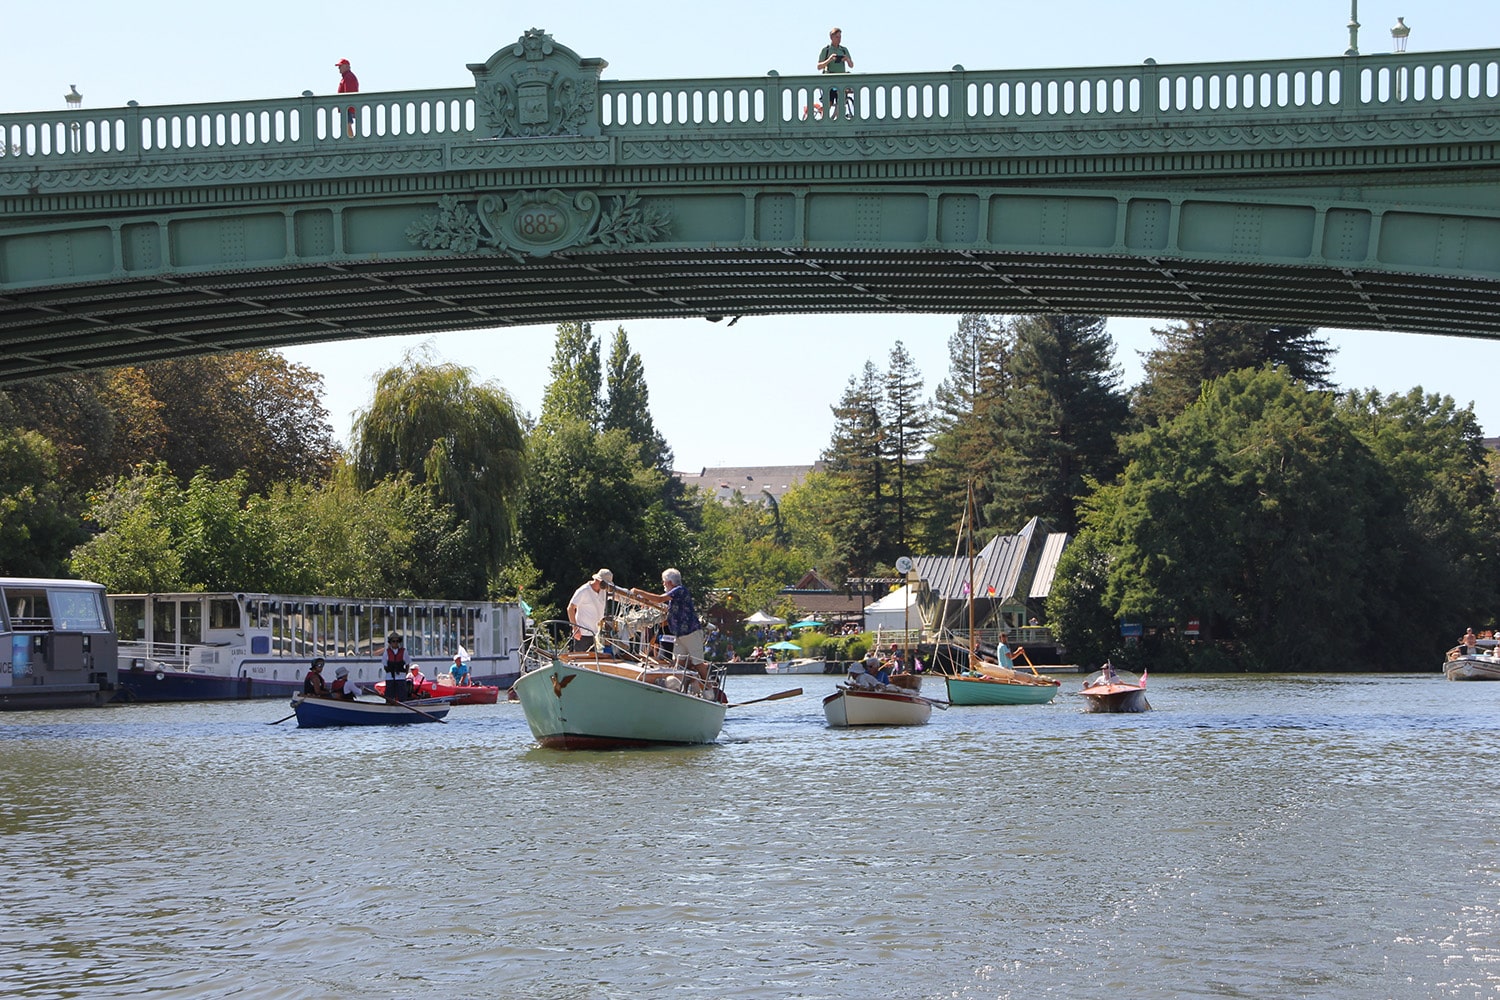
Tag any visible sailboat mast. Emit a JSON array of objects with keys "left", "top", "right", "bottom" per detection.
[{"left": 966, "top": 481, "right": 976, "bottom": 668}]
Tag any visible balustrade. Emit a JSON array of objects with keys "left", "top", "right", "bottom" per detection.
[{"left": 0, "top": 49, "right": 1495, "bottom": 166}]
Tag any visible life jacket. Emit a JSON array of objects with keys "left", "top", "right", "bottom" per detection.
[
  {"left": 330, "top": 675, "right": 353, "bottom": 699},
  {"left": 384, "top": 646, "right": 407, "bottom": 675}
]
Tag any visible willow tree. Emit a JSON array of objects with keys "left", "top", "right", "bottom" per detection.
[{"left": 351, "top": 349, "right": 526, "bottom": 584}]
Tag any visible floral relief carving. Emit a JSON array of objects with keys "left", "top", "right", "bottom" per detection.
[{"left": 405, "top": 190, "right": 671, "bottom": 259}]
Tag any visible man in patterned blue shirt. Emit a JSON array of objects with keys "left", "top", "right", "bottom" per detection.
[{"left": 642, "top": 567, "right": 706, "bottom": 678}]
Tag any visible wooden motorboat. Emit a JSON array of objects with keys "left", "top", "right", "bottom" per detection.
[
  {"left": 287, "top": 693, "right": 452, "bottom": 728},
  {"left": 1079, "top": 663, "right": 1150, "bottom": 713}
]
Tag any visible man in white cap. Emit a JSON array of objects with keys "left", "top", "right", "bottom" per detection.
[
  {"left": 330, "top": 665, "right": 362, "bottom": 700},
  {"left": 568, "top": 569, "right": 614, "bottom": 652}
]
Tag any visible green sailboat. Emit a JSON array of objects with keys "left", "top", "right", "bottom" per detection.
[{"left": 942, "top": 483, "right": 1061, "bottom": 707}]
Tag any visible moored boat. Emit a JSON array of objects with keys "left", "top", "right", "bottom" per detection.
[
  {"left": 288, "top": 693, "right": 452, "bottom": 728},
  {"left": 110, "top": 591, "right": 523, "bottom": 703},
  {"left": 1079, "top": 662, "right": 1150, "bottom": 713},
  {"left": 766, "top": 657, "right": 827, "bottom": 675}
]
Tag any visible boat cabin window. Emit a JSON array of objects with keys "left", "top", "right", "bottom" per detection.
[
  {"left": 114, "top": 599, "right": 146, "bottom": 643},
  {"left": 208, "top": 599, "right": 239, "bottom": 630},
  {"left": 153, "top": 602, "right": 177, "bottom": 648},
  {"left": 4, "top": 589, "right": 49, "bottom": 630},
  {"left": 46, "top": 587, "right": 107, "bottom": 631},
  {"left": 181, "top": 600, "right": 202, "bottom": 646}
]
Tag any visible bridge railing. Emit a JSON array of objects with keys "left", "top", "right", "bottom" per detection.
[
  {"left": 600, "top": 49, "right": 1500, "bottom": 130},
  {"left": 0, "top": 88, "right": 477, "bottom": 162},
  {"left": 2, "top": 49, "right": 1496, "bottom": 165}
]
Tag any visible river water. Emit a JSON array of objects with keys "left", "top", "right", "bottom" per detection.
[{"left": 1, "top": 672, "right": 1496, "bottom": 1000}]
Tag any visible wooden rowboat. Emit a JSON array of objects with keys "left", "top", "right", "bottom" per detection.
[{"left": 289, "top": 693, "right": 452, "bottom": 727}]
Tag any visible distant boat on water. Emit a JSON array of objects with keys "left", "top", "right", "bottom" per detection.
[{"left": 1079, "top": 662, "right": 1150, "bottom": 713}]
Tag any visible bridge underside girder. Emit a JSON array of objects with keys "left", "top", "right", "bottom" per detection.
[{"left": 1, "top": 246, "right": 1498, "bottom": 382}]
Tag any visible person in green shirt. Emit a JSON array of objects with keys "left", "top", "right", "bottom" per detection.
[{"left": 816, "top": 27, "right": 854, "bottom": 119}]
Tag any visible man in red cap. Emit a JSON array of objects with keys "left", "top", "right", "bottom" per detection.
[{"left": 335, "top": 58, "right": 359, "bottom": 137}]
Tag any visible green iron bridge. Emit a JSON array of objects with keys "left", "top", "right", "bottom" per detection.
[{"left": 1, "top": 28, "right": 1499, "bottom": 382}]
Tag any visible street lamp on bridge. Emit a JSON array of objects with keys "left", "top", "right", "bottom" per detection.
[
  {"left": 1391, "top": 17, "right": 1411, "bottom": 53},
  {"left": 1345, "top": 1, "right": 1361, "bottom": 56}
]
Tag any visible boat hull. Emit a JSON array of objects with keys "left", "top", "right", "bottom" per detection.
[
  {"left": 1444, "top": 655, "right": 1500, "bottom": 681},
  {"left": 822, "top": 686, "right": 933, "bottom": 726},
  {"left": 513, "top": 660, "right": 726, "bottom": 749},
  {"left": 375, "top": 679, "right": 501, "bottom": 704},
  {"left": 766, "top": 658, "right": 827, "bottom": 675},
  {"left": 1080, "top": 685, "right": 1151, "bottom": 713},
  {"left": 944, "top": 674, "right": 1059, "bottom": 705},
  {"left": 291, "top": 695, "right": 451, "bottom": 728}
]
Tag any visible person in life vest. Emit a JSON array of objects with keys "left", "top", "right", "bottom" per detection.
[
  {"left": 303, "top": 658, "right": 330, "bottom": 697},
  {"left": 329, "top": 665, "right": 361, "bottom": 700},
  {"left": 382, "top": 632, "right": 409, "bottom": 702}
]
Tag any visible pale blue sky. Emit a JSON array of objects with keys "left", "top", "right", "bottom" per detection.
[{"left": 7, "top": 1, "right": 1500, "bottom": 469}]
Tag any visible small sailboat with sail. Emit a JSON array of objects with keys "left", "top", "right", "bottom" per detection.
[{"left": 941, "top": 482, "right": 1061, "bottom": 707}]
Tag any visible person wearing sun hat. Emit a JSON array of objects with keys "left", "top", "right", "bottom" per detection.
[
  {"left": 568, "top": 569, "right": 614, "bottom": 651},
  {"left": 335, "top": 58, "right": 359, "bottom": 136}
]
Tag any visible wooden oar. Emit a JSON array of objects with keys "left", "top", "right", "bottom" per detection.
[
  {"left": 387, "top": 697, "right": 449, "bottom": 723},
  {"left": 728, "top": 687, "right": 802, "bottom": 708},
  {"left": 267, "top": 709, "right": 298, "bottom": 726}
]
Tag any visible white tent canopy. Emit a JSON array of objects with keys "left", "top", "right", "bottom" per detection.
[
  {"left": 863, "top": 585, "right": 917, "bottom": 633},
  {"left": 744, "top": 611, "right": 786, "bottom": 625}
]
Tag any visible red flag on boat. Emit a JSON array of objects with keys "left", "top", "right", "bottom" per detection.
[{"left": 986, "top": 584, "right": 996, "bottom": 597}]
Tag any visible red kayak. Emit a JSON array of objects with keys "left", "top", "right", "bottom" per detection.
[{"left": 374, "top": 677, "right": 500, "bottom": 705}]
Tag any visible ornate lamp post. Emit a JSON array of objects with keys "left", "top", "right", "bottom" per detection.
[
  {"left": 65, "top": 84, "right": 82, "bottom": 152},
  {"left": 1345, "top": 1, "right": 1361, "bottom": 56},
  {"left": 1391, "top": 17, "right": 1411, "bottom": 52},
  {"left": 1392, "top": 18, "right": 1412, "bottom": 102}
]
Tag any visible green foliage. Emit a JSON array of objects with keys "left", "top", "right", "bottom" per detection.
[
  {"left": 883, "top": 341, "right": 930, "bottom": 553},
  {"left": 986, "top": 315, "right": 1130, "bottom": 534},
  {"left": 917, "top": 314, "right": 1012, "bottom": 548},
  {"left": 822, "top": 361, "right": 891, "bottom": 575},
  {"left": 1056, "top": 368, "right": 1449, "bottom": 670},
  {"left": 0, "top": 427, "right": 89, "bottom": 577},
  {"left": 539, "top": 322, "right": 602, "bottom": 427},
  {"left": 135, "top": 352, "right": 338, "bottom": 492},
  {"left": 69, "top": 461, "right": 473, "bottom": 598},
  {"left": 603, "top": 325, "right": 672, "bottom": 471},
  {"left": 351, "top": 347, "right": 526, "bottom": 579},
  {"left": 1132, "top": 320, "right": 1335, "bottom": 427},
  {"left": 699, "top": 496, "right": 805, "bottom": 616},
  {"left": 519, "top": 418, "right": 694, "bottom": 608}
]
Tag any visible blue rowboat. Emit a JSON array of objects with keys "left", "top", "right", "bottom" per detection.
[{"left": 290, "top": 694, "right": 451, "bottom": 728}]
